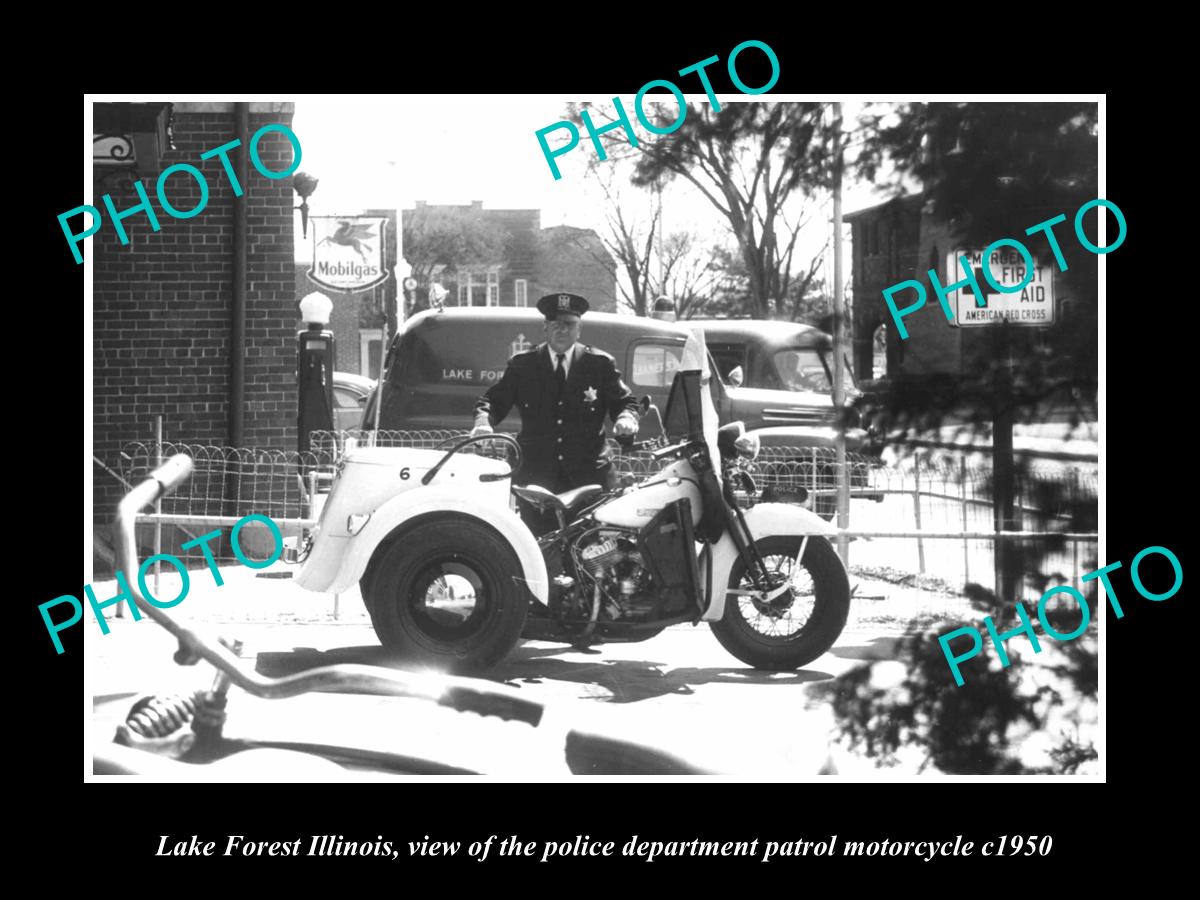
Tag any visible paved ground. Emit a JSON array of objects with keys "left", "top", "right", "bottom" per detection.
[
  {"left": 87, "top": 560, "right": 1099, "bottom": 777},
  {"left": 87, "top": 563, "right": 938, "bottom": 777}
]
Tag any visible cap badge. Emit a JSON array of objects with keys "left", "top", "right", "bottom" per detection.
[{"left": 558, "top": 294, "right": 572, "bottom": 309}]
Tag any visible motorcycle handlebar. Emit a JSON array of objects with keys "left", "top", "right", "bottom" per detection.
[
  {"left": 151, "top": 454, "right": 194, "bottom": 497},
  {"left": 111, "top": 454, "right": 546, "bottom": 727},
  {"left": 650, "top": 440, "right": 692, "bottom": 460}
]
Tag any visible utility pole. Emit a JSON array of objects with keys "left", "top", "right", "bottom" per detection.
[
  {"left": 656, "top": 178, "right": 665, "bottom": 295},
  {"left": 832, "top": 103, "right": 850, "bottom": 564}
]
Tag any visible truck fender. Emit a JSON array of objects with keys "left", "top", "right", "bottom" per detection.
[
  {"left": 295, "top": 485, "right": 549, "bottom": 604},
  {"left": 702, "top": 502, "right": 840, "bottom": 622}
]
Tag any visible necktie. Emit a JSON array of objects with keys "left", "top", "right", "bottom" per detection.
[{"left": 555, "top": 353, "right": 566, "bottom": 392}]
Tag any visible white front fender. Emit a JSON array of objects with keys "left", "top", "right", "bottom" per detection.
[
  {"left": 703, "top": 503, "right": 839, "bottom": 622},
  {"left": 295, "top": 485, "right": 548, "bottom": 604}
]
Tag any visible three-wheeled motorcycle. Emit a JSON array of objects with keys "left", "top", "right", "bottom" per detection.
[{"left": 294, "top": 331, "right": 851, "bottom": 674}]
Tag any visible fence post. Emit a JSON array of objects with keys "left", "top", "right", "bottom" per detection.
[
  {"left": 960, "top": 456, "right": 970, "bottom": 584},
  {"left": 913, "top": 454, "right": 926, "bottom": 574},
  {"left": 154, "top": 415, "right": 163, "bottom": 599},
  {"left": 810, "top": 448, "right": 817, "bottom": 507}
]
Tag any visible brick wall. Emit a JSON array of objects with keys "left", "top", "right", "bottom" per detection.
[
  {"left": 93, "top": 102, "right": 298, "bottom": 522},
  {"left": 294, "top": 263, "right": 375, "bottom": 376}
]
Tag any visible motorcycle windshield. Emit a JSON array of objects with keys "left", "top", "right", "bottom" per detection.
[{"left": 663, "top": 329, "right": 722, "bottom": 483}]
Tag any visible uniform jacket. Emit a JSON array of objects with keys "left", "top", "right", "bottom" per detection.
[{"left": 475, "top": 343, "right": 638, "bottom": 488}]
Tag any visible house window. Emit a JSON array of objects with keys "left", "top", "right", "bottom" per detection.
[
  {"left": 359, "top": 329, "right": 383, "bottom": 379},
  {"left": 455, "top": 269, "right": 500, "bottom": 306},
  {"left": 514, "top": 278, "right": 527, "bottom": 307}
]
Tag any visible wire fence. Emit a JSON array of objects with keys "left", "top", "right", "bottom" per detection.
[
  {"left": 846, "top": 451, "right": 1097, "bottom": 600},
  {"left": 105, "top": 431, "right": 1097, "bottom": 626}
]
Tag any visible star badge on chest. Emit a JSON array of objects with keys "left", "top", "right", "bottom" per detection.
[{"left": 583, "top": 386, "right": 597, "bottom": 402}]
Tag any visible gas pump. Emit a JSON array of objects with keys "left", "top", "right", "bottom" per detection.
[{"left": 297, "top": 291, "right": 336, "bottom": 452}]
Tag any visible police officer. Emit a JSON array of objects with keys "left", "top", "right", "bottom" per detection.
[{"left": 471, "top": 292, "right": 639, "bottom": 509}]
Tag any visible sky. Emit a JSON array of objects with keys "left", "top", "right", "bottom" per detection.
[{"left": 290, "top": 95, "right": 898, "bottom": 287}]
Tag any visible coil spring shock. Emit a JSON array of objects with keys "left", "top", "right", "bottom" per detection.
[{"left": 125, "top": 693, "right": 197, "bottom": 739}]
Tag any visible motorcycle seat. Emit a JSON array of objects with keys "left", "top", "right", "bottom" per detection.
[
  {"left": 512, "top": 483, "right": 604, "bottom": 513},
  {"left": 557, "top": 484, "right": 604, "bottom": 511}
]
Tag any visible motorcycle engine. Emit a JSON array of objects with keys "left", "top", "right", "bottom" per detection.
[{"left": 576, "top": 529, "right": 659, "bottom": 621}]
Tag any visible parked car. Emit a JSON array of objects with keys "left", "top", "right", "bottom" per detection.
[
  {"left": 688, "top": 318, "right": 859, "bottom": 398},
  {"left": 332, "top": 371, "right": 376, "bottom": 431},
  {"left": 364, "top": 308, "right": 868, "bottom": 453}
]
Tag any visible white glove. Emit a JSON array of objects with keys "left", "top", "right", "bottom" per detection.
[
  {"left": 613, "top": 413, "right": 638, "bottom": 438},
  {"left": 470, "top": 420, "right": 494, "bottom": 438}
]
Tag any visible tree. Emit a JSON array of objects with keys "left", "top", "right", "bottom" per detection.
[
  {"left": 660, "top": 231, "right": 722, "bottom": 320},
  {"left": 690, "top": 238, "right": 828, "bottom": 324},
  {"left": 851, "top": 101, "right": 1101, "bottom": 437},
  {"left": 567, "top": 170, "right": 724, "bottom": 318},
  {"left": 817, "top": 102, "right": 1101, "bottom": 773},
  {"left": 578, "top": 172, "right": 660, "bottom": 317},
  {"left": 402, "top": 205, "right": 508, "bottom": 294},
  {"left": 855, "top": 101, "right": 1098, "bottom": 247},
  {"left": 570, "top": 101, "right": 835, "bottom": 318}
]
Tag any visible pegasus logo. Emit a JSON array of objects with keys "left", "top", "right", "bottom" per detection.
[
  {"left": 317, "top": 220, "right": 376, "bottom": 262},
  {"left": 308, "top": 215, "right": 389, "bottom": 293}
]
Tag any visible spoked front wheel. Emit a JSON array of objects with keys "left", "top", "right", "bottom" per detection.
[{"left": 709, "top": 535, "right": 850, "bottom": 670}]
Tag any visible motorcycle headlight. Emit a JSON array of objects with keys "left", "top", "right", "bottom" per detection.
[{"left": 733, "top": 432, "right": 760, "bottom": 461}]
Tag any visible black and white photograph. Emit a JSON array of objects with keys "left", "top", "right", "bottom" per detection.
[{"left": 77, "top": 88, "right": 1114, "bottom": 783}]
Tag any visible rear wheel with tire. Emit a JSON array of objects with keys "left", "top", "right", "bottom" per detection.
[
  {"left": 710, "top": 535, "right": 849, "bottom": 670},
  {"left": 364, "top": 518, "right": 529, "bottom": 674}
]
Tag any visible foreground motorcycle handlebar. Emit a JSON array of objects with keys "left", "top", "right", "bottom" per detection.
[
  {"left": 107, "top": 454, "right": 710, "bottom": 775},
  {"left": 115, "top": 455, "right": 544, "bottom": 724}
]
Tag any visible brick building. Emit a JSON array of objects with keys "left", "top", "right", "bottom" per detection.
[
  {"left": 404, "top": 202, "right": 615, "bottom": 312},
  {"left": 92, "top": 102, "right": 299, "bottom": 526},
  {"left": 846, "top": 194, "right": 1098, "bottom": 383}
]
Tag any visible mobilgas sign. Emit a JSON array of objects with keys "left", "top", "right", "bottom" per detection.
[{"left": 307, "top": 215, "right": 390, "bottom": 293}]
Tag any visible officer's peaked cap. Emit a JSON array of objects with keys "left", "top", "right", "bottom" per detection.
[{"left": 537, "top": 292, "right": 589, "bottom": 320}]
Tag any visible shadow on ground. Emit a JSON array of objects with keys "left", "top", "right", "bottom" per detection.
[
  {"left": 253, "top": 642, "right": 835, "bottom": 704},
  {"left": 829, "top": 636, "right": 903, "bottom": 661}
]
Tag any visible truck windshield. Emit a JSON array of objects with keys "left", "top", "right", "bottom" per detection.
[{"left": 772, "top": 348, "right": 856, "bottom": 394}]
